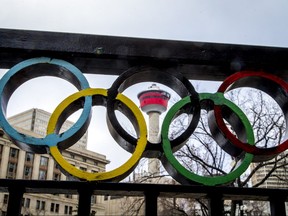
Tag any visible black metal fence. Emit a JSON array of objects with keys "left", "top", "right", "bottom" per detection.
[
  {"left": 0, "top": 179, "right": 287, "bottom": 216},
  {"left": 1, "top": 29, "right": 288, "bottom": 216}
]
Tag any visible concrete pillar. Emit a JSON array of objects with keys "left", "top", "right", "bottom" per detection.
[
  {"left": 0, "top": 145, "right": 10, "bottom": 178},
  {"left": 148, "top": 112, "right": 160, "bottom": 142},
  {"left": 47, "top": 157, "right": 54, "bottom": 180},
  {"left": 32, "top": 155, "right": 40, "bottom": 179},
  {"left": 16, "top": 150, "right": 25, "bottom": 179},
  {"left": 61, "top": 172, "right": 66, "bottom": 180},
  {"left": 148, "top": 112, "right": 160, "bottom": 176}
]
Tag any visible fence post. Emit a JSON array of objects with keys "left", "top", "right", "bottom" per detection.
[
  {"left": 208, "top": 192, "right": 223, "bottom": 216},
  {"left": 78, "top": 187, "right": 93, "bottom": 216},
  {"left": 270, "top": 194, "right": 286, "bottom": 216},
  {"left": 145, "top": 191, "right": 159, "bottom": 216},
  {"left": 7, "top": 185, "right": 24, "bottom": 215}
]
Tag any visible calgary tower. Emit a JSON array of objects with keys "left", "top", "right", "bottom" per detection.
[{"left": 138, "top": 84, "right": 170, "bottom": 176}]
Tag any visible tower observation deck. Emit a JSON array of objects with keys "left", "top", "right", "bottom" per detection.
[{"left": 138, "top": 84, "right": 170, "bottom": 114}]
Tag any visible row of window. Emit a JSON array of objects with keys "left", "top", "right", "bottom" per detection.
[
  {"left": 4, "top": 146, "right": 99, "bottom": 180},
  {"left": 6, "top": 147, "right": 60, "bottom": 180},
  {"left": 3, "top": 195, "right": 31, "bottom": 208},
  {"left": 140, "top": 94, "right": 170, "bottom": 100},
  {"left": 50, "top": 202, "right": 60, "bottom": 213},
  {"left": 2, "top": 145, "right": 100, "bottom": 180},
  {"left": 69, "top": 153, "right": 98, "bottom": 166},
  {"left": 38, "top": 200, "right": 73, "bottom": 214},
  {"left": 3, "top": 195, "right": 74, "bottom": 215}
]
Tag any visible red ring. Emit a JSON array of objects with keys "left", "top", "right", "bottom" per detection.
[{"left": 216, "top": 71, "right": 288, "bottom": 161}]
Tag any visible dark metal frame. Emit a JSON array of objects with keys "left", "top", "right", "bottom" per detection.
[
  {"left": 1, "top": 29, "right": 288, "bottom": 215},
  {"left": 0, "top": 179, "right": 287, "bottom": 216},
  {"left": 1, "top": 29, "right": 288, "bottom": 81}
]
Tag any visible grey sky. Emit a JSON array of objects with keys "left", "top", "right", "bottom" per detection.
[
  {"left": 0, "top": 0, "right": 288, "bottom": 170},
  {"left": 1, "top": 0, "right": 288, "bottom": 47}
]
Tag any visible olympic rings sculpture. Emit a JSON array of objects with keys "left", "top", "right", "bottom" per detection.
[{"left": 0, "top": 57, "right": 287, "bottom": 186}]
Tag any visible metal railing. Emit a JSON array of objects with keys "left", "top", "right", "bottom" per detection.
[
  {"left": 1, "top": 29, "right": 288, "bottom": 216},
  {"left": 0, "top": 179, "right": 287, "bottom": 216}
]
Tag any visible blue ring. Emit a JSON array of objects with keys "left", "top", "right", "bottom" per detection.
[{"left": 0, "top": 57, "right": 91, "bottom": 153}]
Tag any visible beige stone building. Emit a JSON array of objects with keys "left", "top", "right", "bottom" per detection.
[
  {"left": 0, "top": 109, "right": 109, "bottom": 216},
  {"left": 250, "top": 154, "right": 288, "bottom": 189},
  {"left": 248, "top": 156, "right": 288, "bottom": 215}
]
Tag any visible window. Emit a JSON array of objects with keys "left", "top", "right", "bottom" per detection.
[
  {"left": 64, "top": 205, "right": 68, "bottom": 214},
  {"left": 8, "top": 163, "right": 16, "bottom": 173},
  {"left": 0, "top": 145, "right": 2, "bottom": 164},
  {"left": 3, "top": 194, "right": 8, "bottom": 204},
  {"left": 65, "top": 194, "right": 72, "bottom": 199},
  {"left": 25, "top": 152, "right": 34, "bottom": 163},
  {"left": 9, "top": 148, "right": 18, "bottom": 158},
  {"left": 36, "top": 200, "right": 45, "bottom": 210},
  {"left": 64, "top": 205, "right": 73, "bottom": 215},
  {"left": 40, "top": 156, "right": 48, "bottom": 166},
  {"left": 50, "top": 203, "right": 55, "bottom": 212},
  {"left": 53, "top": 173, "right": 60, "bottom": 181},
  {"left": 53, "top": 163, "right": 61, "bottom": 180},
  {"left": 38, "top": 170, "right": 47, "bottom": 180},
  {"left": 80, "top": 167, "right": 87, "bottom": 171},
  {"left": 41, "top": 201, "right": 45, "bottom": 210},
  {"left": 91, "top": 195, "right": 97, "bottom": 204},
  {"left": 23, "top": 166, "right": 32, "bottom": 179},
  {"left": 25, "top": 198, "right": 30, "bottom": 208},
  {"left": 104, "top": 195, "right": 109, "bottom": 201},
  {"left": 54, "top": 163, "right": 60, "bottom": 170},
  {"left": 0, "top": 145, "right": 3, "bottom": 153},
  {"left": 7, "top": 162, "right": 17, "bottom": 178},
  {"left": 36, "top": 200, "right": 40, "bottom": 210},
  {"left": 55, "top": 204, "right": 59, "bottom": 213}
]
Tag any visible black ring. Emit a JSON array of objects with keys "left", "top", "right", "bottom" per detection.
[{"left": 106, "top": 66, "right": 200, "bottom": 158}]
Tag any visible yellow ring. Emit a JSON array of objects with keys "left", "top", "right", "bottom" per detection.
[{"left": 48, "top": 88, "right": 147, "bottom": 181}]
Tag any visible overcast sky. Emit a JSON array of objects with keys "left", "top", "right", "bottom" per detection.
[
  {"left": 1, "top": 0, "right": 288, "bottom": 170},
  {"left": 1, "top": 0, "right": 288, "bottom": 46}
]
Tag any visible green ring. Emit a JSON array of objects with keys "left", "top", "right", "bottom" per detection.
[{"left": 161, "top": 93, "right": 255, "bottom": 186}]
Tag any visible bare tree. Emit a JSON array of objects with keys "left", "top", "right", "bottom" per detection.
[
  {"left": 169, "top": 88, "right": 286, "bottom": 215},
  {"left": 119, "top": 88, "right": 287, "bottom": 216}
]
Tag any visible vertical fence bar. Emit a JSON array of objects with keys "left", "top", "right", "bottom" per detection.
[
  {"left": 7, "top": 186, "right": 24, "bottom": 215},
  {"left": 78, "top": 187, "right": 93, "bottom": 216},
  {"left": 270, "top": 195, "right": 286, "bottom": 216},
  {"left": 145, "top": 191, "right": 159, "bottom": 216},
  {"left": 208, "top": 193, "right": 223, "bottom": 216}
]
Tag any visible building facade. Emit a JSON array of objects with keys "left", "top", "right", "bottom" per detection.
[
  {"left": 250, "top": 154, "right": 288, "bottom": 189},
  {"left": 8, "top": 109, "right": 88, "bottom": 150},
  {"left": 0, "top": 109, "right": 109, "bottom": 216}
]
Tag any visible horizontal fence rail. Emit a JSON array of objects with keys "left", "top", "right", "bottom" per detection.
[
  {"left": 1, "top": 29, "right": 288, "bottom": 81},
  {"left": 0, "top": 179, "right": 287, "bottom": 216}
]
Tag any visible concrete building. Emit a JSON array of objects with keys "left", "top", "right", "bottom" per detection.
[
  {"left": 248, "top": 155, "right": 288, "bottom": 215},
  {"left": 8, "top": 108, "right": 88, "bottom": 150},
  {"left": 250, "top": 154, "right": 288, "bottom": 189},
  {"left": 0, "top": 109, "right": 109, "bottom": 216}
]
